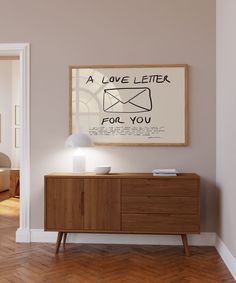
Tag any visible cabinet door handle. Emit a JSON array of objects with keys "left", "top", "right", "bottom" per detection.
[{"left": 81, "top": 191, "right": 84, "bottom": 216}]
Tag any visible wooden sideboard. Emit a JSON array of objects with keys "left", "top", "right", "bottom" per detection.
[{"left": 44, "top": 173, "right": 200, "bottom": 255}]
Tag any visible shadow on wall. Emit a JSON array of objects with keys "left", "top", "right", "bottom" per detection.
[
  {"left": 215, "top": 184, "right": 221, "bottom": 237},
  {"left": 200, "top": 176, "right": 217, "bottom": 232}
]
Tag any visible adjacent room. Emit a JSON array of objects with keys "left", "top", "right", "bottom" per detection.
[{"left": 0, "top": 58, "right": 20, "bottom": 199}]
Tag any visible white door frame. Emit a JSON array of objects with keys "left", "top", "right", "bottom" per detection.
[{"left": 0, "top": 43, "right": 30, "bottom": 242}]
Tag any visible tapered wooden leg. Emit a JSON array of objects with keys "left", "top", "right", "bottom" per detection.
[
  {"left": 63, "top": 233, "right": 67, "bottom": 247},
  {"left": 55, "top": 232, "right": 63, "bottom": 254},
  {"left": 181, "top": 234, "right": 190, "bottom": 256}
]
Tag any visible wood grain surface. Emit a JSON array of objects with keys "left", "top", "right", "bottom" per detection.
[{"left": 83, "top": 178, "right": 121, "bottom": 231}]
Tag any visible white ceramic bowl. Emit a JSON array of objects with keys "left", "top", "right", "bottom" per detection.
[{"left": 95, "top": 165, "right": 111, "bottom": 175}]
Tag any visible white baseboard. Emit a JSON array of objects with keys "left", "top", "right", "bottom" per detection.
[
  {"left": 215, "top": 236, "right": 236, "bottom": 280},
  {"left": 30, "top": 229, "right": 216, "bottom": 246},
  {"left": 16, "top": 228, "right": 30, "bottom": 242}
]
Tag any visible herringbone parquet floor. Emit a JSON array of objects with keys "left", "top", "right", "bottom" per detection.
[{"left": 0, "top": 193, "right": 235, "bottom": 283}]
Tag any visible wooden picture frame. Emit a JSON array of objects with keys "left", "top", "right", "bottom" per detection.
[
  {"left": 15, "top": 128, "right": 20, "bottom": 148},
  {"left": 69, "top": 64, "right": 188, "bottom": 146},
  {"left": 14, "top": 105, "right": 20, "bottom": 126},
  {"left": 0, "top": 114, "right": 1, "bottom": 143}
]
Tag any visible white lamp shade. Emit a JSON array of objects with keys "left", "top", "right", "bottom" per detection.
[{"left": 65, "top": 132, "right": 93, "bottom": 148}]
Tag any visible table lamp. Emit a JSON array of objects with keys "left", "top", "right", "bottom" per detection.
[{"left": 65, "top": 132, "right": 92, "bottom": 173}]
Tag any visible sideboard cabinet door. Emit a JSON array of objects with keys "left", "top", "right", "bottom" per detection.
[
  {"left": 83, "top": 178, "right": 121, "bottom": 231},
  {"left": 45, "top": 178, "right": 84, "bottom": 231}
]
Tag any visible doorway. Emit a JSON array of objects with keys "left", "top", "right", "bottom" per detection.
[
  {"left": 0, "top": 44, "right": 30, "bottom": 242},
  {"left": 0, "top": 57, "right": 20, "bottom": 200}
]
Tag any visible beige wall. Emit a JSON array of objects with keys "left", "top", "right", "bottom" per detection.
[
  {"left": 216, "top": 0, "right": 236, "bottom": 257},
  {"left": 0, "top": 0, "right": 216, "bottom": 231}
]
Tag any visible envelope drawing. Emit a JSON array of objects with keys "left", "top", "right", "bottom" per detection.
[{"left": 103, "top": 87, "right": 152, "bottom": 113}]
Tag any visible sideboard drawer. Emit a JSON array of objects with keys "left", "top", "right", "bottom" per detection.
[
  {"left": 45, "top": 173, "right": 200, "bottom": 254},
  {"left": 122, "top": 214, "right": 200, "bottom": 233},
  {"left": 122, "top": 196, "right": 198, "bottom": 214},
  {"left": 122, "top": 179, "right": 199, "bottom": 197}
]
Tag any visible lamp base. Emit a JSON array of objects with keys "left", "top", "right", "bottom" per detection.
[{"left": 73, "top": 153, "right": 85, "bottom": 173}]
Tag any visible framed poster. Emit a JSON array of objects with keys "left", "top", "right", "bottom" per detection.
[{"left": 69, "top": 64, "right": 188, "bottom": 146}]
